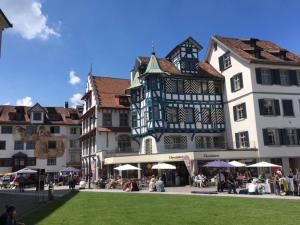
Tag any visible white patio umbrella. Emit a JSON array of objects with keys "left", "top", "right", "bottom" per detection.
[
  {"left": 14, "top": 168, "right": 37, "bottom": 174},
  {"left": 247, "top": 161, "right": 282, "bottom": 168},
  {"left": 228, "top": 160, "right": 246, "bottom": 167},
  {"left": 152, "top": 163, "right": 176, "bottom": 170},
  {"left": 114, "top": 164, "right": 141, "bottom": 171}
]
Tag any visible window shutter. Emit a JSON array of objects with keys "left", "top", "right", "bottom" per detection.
[
  {"left": 274, "top": 100, "right": 280, "bottom": 116},
  {"left": 296, "top": 129, "right": 300, "bottom": 145},
  {"left": 272, "top": 69, "right": 280, "bottom": 85},
  {"left": 235, "top": 133, "right": 240, "bottom": 149},
  {"left": 230, "top": 77, "right": 234, "bottom": 92},
  {"left": 242, "top": 103, "right": 247, "bottom": 119},
  {"left": 263, "top": 129, "right": 269, "bottom": 145},
  {"left": 239, "top": 73, "right": 243, "bottom": 89},
  {"left": 258, "top": 99, "right": 266, "bottom": 115},
  {"left": 279, "top": 129, "right": 287, "bottom": 145},
  {"left": 233, "top": 106, "right": 237, "bottom": 121},
  {"left": 289, "top": 70, "right": 297, "bottom": 86},
  {"left": 282, "top": 100, "right": 294, "bottom": 116},
  {"left": 245, "top": 131, "right": 249, "bottom": 147},
  {"left": 219, "top": 56, "right": 224, "bottom": 71},
  {"left": 256, "top": 68, "right": 262, "bottom": 84}
]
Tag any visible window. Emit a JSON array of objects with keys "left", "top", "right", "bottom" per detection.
[
  {"left": 14, "top": 141, "right": 24, "bottom": 150},
  {"left": 26, "top": 126, "right": 37, "bottom": 135},
  {"left": 263, "top": 129, "right": 280, "bottom": 145},
  {"left": 118, "top": 135, "right": 131, "bottom": 152},
  {"left": 27, "top": 158, "right": 36, "bottom": 166},
  {"left": 47, "top": 157, "right": 56, "bottom": 166},
  {"left": 201, "top": 108, "right": 211, "bottom": 123},
  {"left": 0, "top": 141, "right": 6, "bottom": 150},
  {"left": 50, "top": 126, "right": 60, "bottom": 134},
  {"left": 48, "top": 141, "right": 56, "bottom": 149},
  {"left": 219, "top": 52, "right": 231, "bottom": 71},
  {"left": 260, "top": 69, "right": 272, "bottom": 85},
  {"left": 70, "top": 140, "right": 77, "bottom": 148},
  {"left": 280, "top": 70, "right": 290, "bottom": 86},
  {"left": 287, "top": 129, "right": 297, "bottom": 145},
  {"left": 258, "top": 99, "right": 280, "bottom": 116},
  {"left": 235, "top": 131, "right": 249, "bottom": 148},
  {"left": 26, "top": 141, "right": 35, "bottom": 150},
  {"left": 282, "top": 100, "right": 294, "bottom": 116},
  {"left": 0, "top": 158, "right": 11, "bottom": 167},
  {"left": 132, "top": 111, "right": 137, "bottom": 128},
  {"left": 230, "top": 73, "right": 243, "bottom": 92},
  {"left": 167, "top": 108, "right": 178, "bottom": 123},
  {"left": 202, "top": 81, "right": 208, "bottom": 94},
  {"left": 177, "top": 80, "right": 184, "bottom": 93},
  {"left": 48, "top": 113, "right": 62, "bottom": 121},
  {"left": 120, "top": 113, "right": 129, "bottom": 127},
  {"left": 33, "top": 112, "right": 42, "bottom": 121},
  {"left": 70, "top": 127, "right": 77, "bottom": 134},
  {"left": 185, "top": 108, "right": 194, "bottom": 123},
  {"left": 164, "top": 136, "right": 187, "bottom": 149},
  {"left": 1, "top": 126, "right": 12, "bottom": 134},
  {"left": 297, "top": 71, "right": 300, "bottom": 86},
  {"left": 233, "top": 103, "right": 247, "bottom": 121},
  {"left": 153, "top": 106, "right": 159, "bottom": 120},
  {"left": 195, "top": 136, "right": 215, "bottom": 149},
  {"left": 102, "top": 113, "right": 112, "bottom": 127}
]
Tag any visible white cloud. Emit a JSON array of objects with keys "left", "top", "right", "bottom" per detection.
[
  {"left": 3, "top": 102, "right": 11, "bottom": 105},
  {"left": 70, "top": 93, "right": 84, "bottom": 107},
  {"left": 69, "top": 70, "right": 81, "bottom": 85},
  {"left": 0, "top": 0, "right": 60, "bottom": 40},
  {"left": 16, "top": 97, "right": 33, "bottom": 106}
]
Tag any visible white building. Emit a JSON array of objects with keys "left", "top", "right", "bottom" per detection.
[
  {"left": 81, "top": 75, "right": 138, "bottom": 182},
  {"left": 206, "top": 36, "right": 300, "bottom": 174},
  {"left": 0, "top": 103, "right": 82, "bottom": 176}
]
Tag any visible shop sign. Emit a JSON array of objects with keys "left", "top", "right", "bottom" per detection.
[{"left": 169, "top": 155, "right": 184, "bottom": 160}]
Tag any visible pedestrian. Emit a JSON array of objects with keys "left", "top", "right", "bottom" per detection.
[
  {"left": 155, "top": 177, "right": 165, "bottom": 192},
  {"left": 0, "top": 205, "right": 25, "bottom": 225},
  {"left": 227, "top": 173, "right": 237, "bottom": 194},
  {"left": 215, "top": 170, "right": 225, "bottom": 192},
  {"left": 18, "top": 174, "right": 25, "bottom": 193}
]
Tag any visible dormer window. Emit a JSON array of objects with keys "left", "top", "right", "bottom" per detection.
[
  {"left": 119, "top": 96, "right": 129, "bottom": 106},
  {"left": 33, "top": 112, "right": 42, "bottom": 121}
]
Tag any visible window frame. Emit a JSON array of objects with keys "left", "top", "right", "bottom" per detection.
[
  {"left": 14, "top": 140, "right": 24, "bottom": 150},
  {"left": 1, "top": 126, "right": 12, "bottom": 134},
  {"left": 102, "top": 112, "right": 112, "bottom": 127}
]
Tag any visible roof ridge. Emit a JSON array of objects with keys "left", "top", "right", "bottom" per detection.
[{"left": 93, "top": 75, "right": 130, "bottom": 81}]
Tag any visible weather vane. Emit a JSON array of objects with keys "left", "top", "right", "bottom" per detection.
[{"left": 151, "top": 40, "right": 155, "bottom": 55}]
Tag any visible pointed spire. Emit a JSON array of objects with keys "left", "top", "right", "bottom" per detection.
[
  {"left": 88, "top": 63, "right": 93, "bottom": 75},
  {"left": 128, "top": 71, "right": 142, "bottom": 89},
  {"left": 144, "top": 52, "right": 164, "bottom": 74}
]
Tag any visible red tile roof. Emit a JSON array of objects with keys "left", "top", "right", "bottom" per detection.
[
  {"left": 91, "top": 76, "right": 130, "bottom": 109},
  {"left": 137, "top": 57, "right": 223, "bottom": 79},
  {"left": 0, "top": 105, "right": 81, "bottom": 125},
  {"left": 214, "top": 36, "right": 300, "bottom": 66}
]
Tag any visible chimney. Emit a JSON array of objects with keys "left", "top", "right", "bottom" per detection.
[
  {"left": 76, "top": 105, "right": 84, "bottom": 114},
  {"left": 65, "top": 101, "right": 69, "bottom": 108}
]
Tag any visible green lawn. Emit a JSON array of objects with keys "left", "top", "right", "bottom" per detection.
[{"left": 22, "top": 192, "right": 300, "bottom": 225}]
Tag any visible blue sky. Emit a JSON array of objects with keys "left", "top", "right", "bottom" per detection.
[{"left": 0, "top": 0, "right": 299, "bottom": 107}]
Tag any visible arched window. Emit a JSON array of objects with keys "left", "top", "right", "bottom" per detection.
[{"left": 118, "top": 135, "right": 131, "bottom": 152}]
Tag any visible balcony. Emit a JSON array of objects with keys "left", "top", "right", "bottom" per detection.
[{"left": 104, "top": 147, "right": 139, "bottom": 157}]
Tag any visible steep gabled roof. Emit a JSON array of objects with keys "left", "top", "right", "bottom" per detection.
[
  {"left": 166, "top": 37, "right": 203, "bottom": 59},
  {"left": 128, "top": 71, "right": 142, "bottom": 89},
  {"left": 0, "top": 9, "right": 12, "bottom": 28},
  {"left": 137, "top": 56, "right": 223, "bottom": 79},
  {"left": 144, "top": 53, "right": 164, "bottom": 74},
  {"left": 91, "top": 76, "right": 130, "bottom": 108},
  {"left": 212, "top": 35, "right": 300, "bottom": 66}
]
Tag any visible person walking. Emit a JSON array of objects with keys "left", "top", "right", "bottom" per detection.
[
  {"left": 18, "top": 174, "right": 25, "bottom": 193},
  {"left": 215, "top": 170, "right": 225, "bottom": 192}
]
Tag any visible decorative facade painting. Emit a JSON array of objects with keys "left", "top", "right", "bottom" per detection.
[{"left": 14, "top": 125, "right": 66, "bottom": 159}]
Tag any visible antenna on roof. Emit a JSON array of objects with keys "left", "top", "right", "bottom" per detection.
[{"left": 151, "top": 40, "right": 155, "bottom": 55}]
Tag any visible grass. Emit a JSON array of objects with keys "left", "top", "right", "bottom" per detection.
[{"left": 22, "top": 192, "right": 300, "bottom": 225}]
